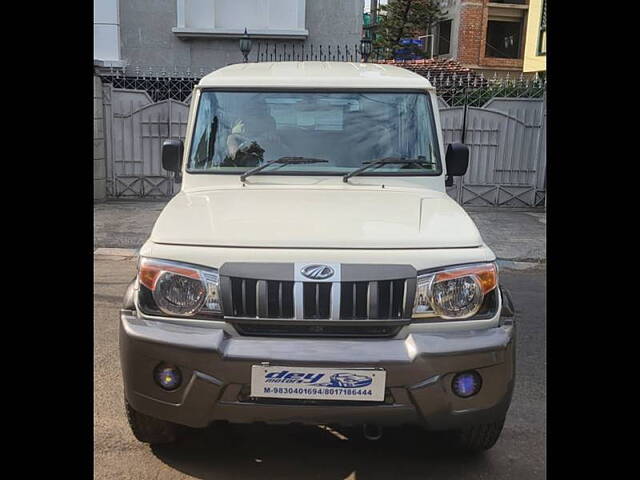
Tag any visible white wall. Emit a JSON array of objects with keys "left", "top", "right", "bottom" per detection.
[
  {"left": 175, "top": 0, "right": 307, "bottom": 36},
  {"left": 94, "top": 0, "right": 121, "bottom": 62}
]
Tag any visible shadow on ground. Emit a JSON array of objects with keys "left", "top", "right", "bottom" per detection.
[{"left": 151, "top": 423, "right": 497, "bottom": 480}]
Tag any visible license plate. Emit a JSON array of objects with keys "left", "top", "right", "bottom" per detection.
[{"left": 250, "top": 365, "right": 386, "bottom": 402}]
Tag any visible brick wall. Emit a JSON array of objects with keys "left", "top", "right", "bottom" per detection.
[
  {"left": 457, "top": 1, "right": 485, "bottom": 65},
  {"left": 456, "top": 0, "right": 524, "bottom": 74},
  {"left": 94, "top": 75, "right": 107, "bottom": 202}
]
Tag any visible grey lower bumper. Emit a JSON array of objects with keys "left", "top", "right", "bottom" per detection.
[{"left": 120, "top": 312, "right": 515, "bottom": 430}]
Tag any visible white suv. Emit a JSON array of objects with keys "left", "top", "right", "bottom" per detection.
[{"left": 120, "top": 62, "right": 516, "bottom": 451}]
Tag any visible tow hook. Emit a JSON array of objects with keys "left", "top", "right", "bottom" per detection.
[{"left": 363, "top": 424, "right": 383, "bottom": 441}]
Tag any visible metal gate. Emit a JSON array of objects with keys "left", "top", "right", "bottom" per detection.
[
  {"left": 102, "top": 84, "right": 191, "bottom": 197},
  {"left": 440, "top": 97, "right": 546, "bottom": 207},
  {"left": 101, "top": 73, "right": 545, "bottom": 206}
]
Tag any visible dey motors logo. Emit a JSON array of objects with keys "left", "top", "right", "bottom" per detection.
[{"left": 265, "top": 370, "right": 373, "bottom": 388}]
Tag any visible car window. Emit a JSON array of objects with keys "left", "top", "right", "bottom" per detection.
[{"left": 188, "top": 91, "right": 441, "bottom": 175}]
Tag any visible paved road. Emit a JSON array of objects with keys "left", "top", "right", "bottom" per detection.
[{"left": 94, "top": 254, "right": 546, "bottom": 479}]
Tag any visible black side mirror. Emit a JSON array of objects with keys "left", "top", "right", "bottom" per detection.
[
  {"left": 445, "top": 143, "right": 469, "bottom": 177},
  {"left": 162, "top": 139, "right": 184, "bottom": 184},
  {"left": 162, "top": 139, "right": 183, "bottom": 173}
]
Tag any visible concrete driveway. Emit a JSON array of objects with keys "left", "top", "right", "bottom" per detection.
[{"left": 94, "top": 253, "right": 546, "bottom": 479}]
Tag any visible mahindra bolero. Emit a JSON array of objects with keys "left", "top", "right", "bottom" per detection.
[{"left": 119, "top": 62, "right": 516, "bottom": 451}]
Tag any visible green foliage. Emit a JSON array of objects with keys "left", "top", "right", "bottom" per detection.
[{"left": 373, "top": 0, "right": 443, "bottom": 59}]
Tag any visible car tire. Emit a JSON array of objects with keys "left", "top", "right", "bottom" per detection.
[
  {"left": 450, "top": 417, "right": 505, "bottom": 452},
  {"left": 125, "top": 399, "right": 179, "bottom": 444}
]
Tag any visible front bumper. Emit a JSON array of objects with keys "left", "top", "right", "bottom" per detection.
[{"left": 120, "top": 301, "right": 516, "bottom": 430}]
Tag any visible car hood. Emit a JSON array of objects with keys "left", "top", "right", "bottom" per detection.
[{"left": 150, "top": 186, "right": 483, "bottom": 249}]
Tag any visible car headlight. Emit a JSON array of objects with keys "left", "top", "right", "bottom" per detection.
[
  {"left": 137, "top": 257, "right": 222, "bottom": 317},
  {"left": 413, "top": 262, "right": 498, "bottom": 320}
]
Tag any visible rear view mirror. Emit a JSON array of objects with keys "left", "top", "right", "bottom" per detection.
[
  {"left": 162, "top": 139, "right": 184, "bottom": 173},
  {"left": 445, "top": 143, "right": 469, "bottom": 177}
]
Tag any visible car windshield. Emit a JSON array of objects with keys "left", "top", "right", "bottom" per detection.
[{"left": 187, "top": 91, "right": 442, "bottom": 176}]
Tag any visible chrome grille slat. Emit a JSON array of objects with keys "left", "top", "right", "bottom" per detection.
[
  {"left": 256, "top": 280, "right": 268, "bottom": 318},
  {"left": 330, "top": 280, "right": 341, "bottom": 320},
  {"left": 351, "top": 282, "right": 357, "bottom": 318},
  {"left": 367, "top": 281, "right": 377, "bottom": 319},
  {"left": 293, "top": 282, "right": 304, "bottom": 319},
  {"left": 241, "top": 279, "right": 246, "bottom": 314}
]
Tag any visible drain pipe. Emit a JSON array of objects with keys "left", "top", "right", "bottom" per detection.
[{"left": 363, "top": 424, "right": 383, "bottom": 441}]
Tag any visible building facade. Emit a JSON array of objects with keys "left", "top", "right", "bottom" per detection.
[
  {"left": 93, "top": 0, "right": 365, "bottom": 201},
  {"left": 431, "top": 0, "right": 536, "bottom": 77},
  {"left": 94, "top": 0, "right": 365, "bottom": 75},
  {"left": 522, "top": 0, "right": 545, "bottom": 73}
]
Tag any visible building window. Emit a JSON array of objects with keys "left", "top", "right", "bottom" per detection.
[
  {"left": 173, "top": 0, "right": 308, "bottom": 38},
  {"left": 94, "top": 0, "right": 122, "bottom": 65},
  {"left": 485, "top": 20, "right": 523, "bottom": 59},
  {"left": 537, "top": 0, "right": 546, "bottom": 55},
  {"left": 437, "top": 19, "right": 452, "bottom": 55}
]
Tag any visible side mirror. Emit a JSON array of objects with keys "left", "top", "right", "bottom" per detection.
[
  {"left": 445, "top": 143, "right": 469, "bottom": 177},
  {"left": 162, "top": 139, "right": 183, "bottom": 173}
]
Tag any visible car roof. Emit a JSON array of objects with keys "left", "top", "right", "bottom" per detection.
[{"left": 197, "top": 61, "right": 434, "bottom": 90}]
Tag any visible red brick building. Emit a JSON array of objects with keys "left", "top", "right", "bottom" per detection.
[{"left": 431, "top": 0, "right": 531, "bottom": 77}]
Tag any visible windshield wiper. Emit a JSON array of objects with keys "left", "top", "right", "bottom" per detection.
[
  {"left": 342, "top": 157, "right": 435, "bottom": 183},
  {"left": 240, "top": 156, "right": 328, "bottom": 182}
]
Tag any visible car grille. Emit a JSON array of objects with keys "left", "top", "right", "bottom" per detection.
[
  {"left": 227, "top": 278, "right": 410, "bottom": 320},
  {"left": 340, "top": 280, "right": 407, "bottom": 320},
  {"left": 219, "top": 263, "right": 417, "bottom": 334},
  {"left": 229, "top": 278, "right": 295, "bottom": 318}
]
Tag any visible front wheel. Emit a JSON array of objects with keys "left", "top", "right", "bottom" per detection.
[
  {"left": 125, "top": 399, "right": 179, "bottom": 444},
  {"left": 449, "top": 417, "right": 505, "bottom": 452}
]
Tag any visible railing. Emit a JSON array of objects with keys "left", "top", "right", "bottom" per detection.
[
  {"left": 429, "top": 72, "right": 546, "bottom": 107},
  {"left": 96, "top": 43, "right": 546, "bottom": 105},
  {"left": 98, "top": 66, "right": 202, "bottom": 102},
  {"left": 252, "top": 41, "right": 392, "bottom": 63}
]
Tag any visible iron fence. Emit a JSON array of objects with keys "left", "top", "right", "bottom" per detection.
[
  {"left": 432, "top": 73, "right": 546, "bottom": 107},
  {"left": 252, "top": 41, "right": 390, "bottom": 63},
  {"left": 97, "top": 42, "right": 546, "bottom": 106},
  {"left": 99, "top": 66, "right": 204, "bottom": 102}
]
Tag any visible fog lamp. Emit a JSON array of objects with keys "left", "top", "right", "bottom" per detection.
[
  {"left": 154, "top": 364, "right": 182, "bottom": 391},
  {"left": 452, "top": 371, "right": 482, "bottom": 398}
]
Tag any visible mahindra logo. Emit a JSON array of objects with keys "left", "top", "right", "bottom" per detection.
[{"left": 301, "top": 264, "right": 335, "bottom": 280}]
